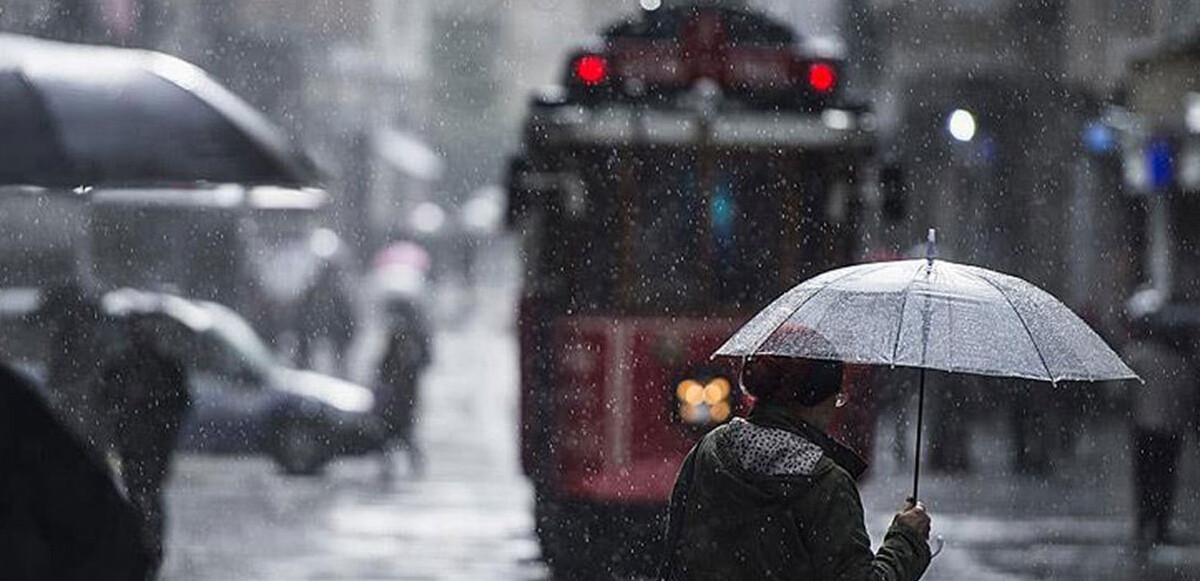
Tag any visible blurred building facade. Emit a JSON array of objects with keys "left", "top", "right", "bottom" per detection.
[
  {"left": 6, "top": 0, "right": 1198, "bottom": 322},
  {"left": 844, "top": 0, "right": 1200, "bottom": 339},
  {"left": 1116, "top": 4, "right": 1200, "bottom": 311}
]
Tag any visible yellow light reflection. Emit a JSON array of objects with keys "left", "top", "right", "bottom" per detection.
[
  {"left": 712, "top": 401, "right": 731, "bottom": 422},
  {"left": 703, "top": 377, "right": 731, "bottom": 405},
  {"left": 676, "top": 379, "right": 703, "bottom": 403}
]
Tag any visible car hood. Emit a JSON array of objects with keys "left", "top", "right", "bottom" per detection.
[{"left": 274, "top": 368, "right": 374, "bottom": 413}]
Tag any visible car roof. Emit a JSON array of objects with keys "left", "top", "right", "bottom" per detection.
[{"left": 101, "top": 288, "right": 218, "bottom": 333}]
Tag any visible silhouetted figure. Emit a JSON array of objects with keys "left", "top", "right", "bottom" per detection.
[
  {"left": 99, "top": 317, "right": 192, "bottom": 578},
  {"left": 296, "top": 265, "right": 355, "bottom": 377},
  {"left": 375, "top": 298, "right": 432, "bottom": 476},
  {"left": 0, "top": 361, "right": 150, "bottom": 580},
  {"left": 37, "top": 281, "right": 108, "bottom": 449},
  {"left": 1125, "top": 335, "right": 1194, "bottom": 548}
]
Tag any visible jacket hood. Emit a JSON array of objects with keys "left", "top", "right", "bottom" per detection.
[
  {"left": 747, "top": 403, "right": 868, "bottom": 479},
  {"left": 694, "top": 404, "right": 868, "bottom": 504}
]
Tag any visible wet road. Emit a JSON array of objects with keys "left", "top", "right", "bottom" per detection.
[{"left": 161, "top": 277, "right": 1200, "bottom": 580}]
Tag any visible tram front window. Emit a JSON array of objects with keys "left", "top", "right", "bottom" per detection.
[
  {"left": 627, "top": 151, "right": 703, "bottom": 313},
  {"left": 557, "top": 151, "right": 822, "bottom": 315}
]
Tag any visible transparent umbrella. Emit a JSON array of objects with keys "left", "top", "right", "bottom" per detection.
[{"left": 714, "top": 230, "right": 1140, "bottom": 500}]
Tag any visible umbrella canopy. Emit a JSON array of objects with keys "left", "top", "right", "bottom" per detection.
[
  {"left": 0, "top": 33, "right": 320, "bottom": 188},
  {"left": 715, "top": 258, "right": 1138, "bottom": 384}
]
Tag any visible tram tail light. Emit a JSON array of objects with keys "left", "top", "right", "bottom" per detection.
[
  {"left": 676, "top": 376, "right": 733, "bottom": 425},
  {"left": 573, "top": 54, "right": 610, "bottom": 86},
  {"left": 807, "top": 62, "right": 837, "bottom": 94}
]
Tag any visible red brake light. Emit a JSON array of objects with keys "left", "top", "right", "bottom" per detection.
[
  {"left": 575, "top": 55, "right": 609, "bottom": 86},
  {"left": 808, "top": 62, "right": 836, "bottom": 94}
]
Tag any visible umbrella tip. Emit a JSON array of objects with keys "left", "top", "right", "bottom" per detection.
[{"left": 926, "top": 228, "right": 937, "bottom": 265}]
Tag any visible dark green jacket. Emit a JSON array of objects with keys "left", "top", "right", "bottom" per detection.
[{"left": 661, "top": 404, "right": 930, "bottom": 580}]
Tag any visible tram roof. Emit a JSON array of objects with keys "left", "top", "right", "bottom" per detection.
[{"left": 525, "top": 103, "right": 875, "bottom": 151}]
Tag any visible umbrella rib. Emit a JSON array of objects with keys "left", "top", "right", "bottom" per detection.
[
  {"left": 748, "top": 263, "right": 892, "bottom": 355},
  {"left": 976, "top": 273, "right": 1055, "bottom": 382},
  {"left": 889, "top": 262, "right": 925, "bottom": 366}
]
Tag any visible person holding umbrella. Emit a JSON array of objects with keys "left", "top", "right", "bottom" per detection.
[
  {"left": 661, "top": 334, "right": 932, "bottom": 580},
  {"left": 664, "top": 230, "right": 1139, "bottom": 579}
]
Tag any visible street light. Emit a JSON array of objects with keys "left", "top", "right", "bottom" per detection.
[
  {"left": 948, "top": 109, "right": 977, "bottom": 142},
  {"left": 1186, "top": 92, "right": 1200, "bottom": 134}
]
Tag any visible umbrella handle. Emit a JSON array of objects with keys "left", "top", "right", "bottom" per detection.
[
  {"left": 910, "top": 368, "right": 943, "bottom": 559},
  {"left": 912, "top": 367, "right": 926, "bottom": 500}
]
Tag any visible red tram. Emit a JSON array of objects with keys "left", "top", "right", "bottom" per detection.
[{"left": 506, "top": 4, "right": 877, "bottom": 573}]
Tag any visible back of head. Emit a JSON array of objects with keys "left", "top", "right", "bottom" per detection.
[
  {"left": 741, "top": 355, "right": 844, "bottom": 407},
  {"left": 739, "top": 326, "right": 843, "bottom": 407}
]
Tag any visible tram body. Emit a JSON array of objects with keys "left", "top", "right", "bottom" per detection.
[{"left": 507, "top": 4, "right": 877, "bottom": 572}]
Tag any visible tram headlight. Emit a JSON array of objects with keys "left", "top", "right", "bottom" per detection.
[{"left": 676, "top": 376, "right": 733, "bottom": 425}]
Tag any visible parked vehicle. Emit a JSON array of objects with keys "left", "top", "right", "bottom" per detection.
[{"left": 102, "top": 289, "right": 384, "bottom": 475}]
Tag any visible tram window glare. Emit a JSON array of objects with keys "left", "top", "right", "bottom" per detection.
[{"left": 822, "top": 109, "right": 853, "bottom": 131}]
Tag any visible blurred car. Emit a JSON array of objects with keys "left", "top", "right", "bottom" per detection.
[{"left": 102, "top": 289, "right": 384, "bottom": 475}]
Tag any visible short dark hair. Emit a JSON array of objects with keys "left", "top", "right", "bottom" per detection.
[{"left": 740, "top": 355, "right": 844, "bottom": 407}]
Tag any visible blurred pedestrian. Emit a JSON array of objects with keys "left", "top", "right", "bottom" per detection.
[
  {"left": 296, "top": 265, "right": 356, "bottom": 378},
  {"left": 98, "top": 316, "right": 192, "bottom": 578},
  {"left": 1123, "top": 325, "right": 1194, "bottom": 549},
  {"left": 661, "top": 354, "right": 931, "bottom": 580},
  {"left": 375, "top": 296, "right": 432, "bottom": 476},
  {"left": 0, "top": 360, "right": 151, "bottom": 580}
]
